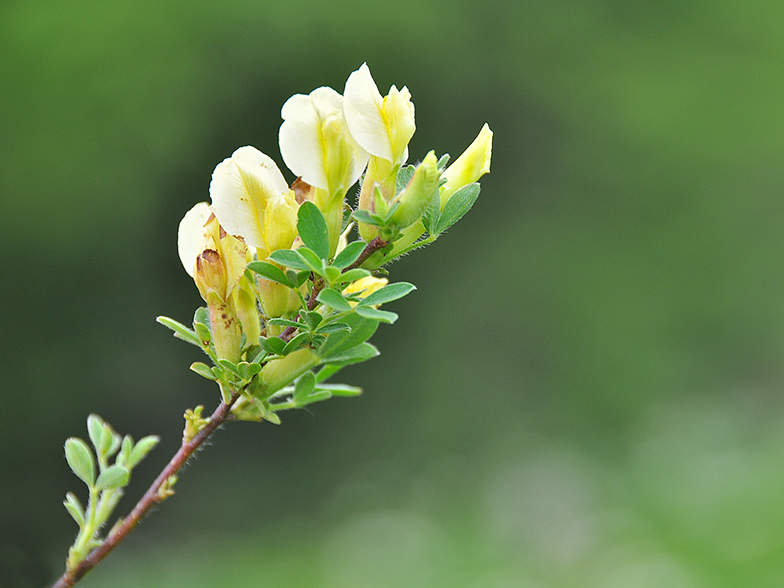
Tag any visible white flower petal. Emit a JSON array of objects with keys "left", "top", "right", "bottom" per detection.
[
  {"left": 210, "top": 146, "right": 289, "bottom": 250},
  {"left": 280, "top": 92, "right": 330, "bottom": 190},
  {"left": 177, "top": 201, "right": 212, "bottom": 277},
  {"left": 343, "top": 63, "right": 393, "bottom": 162}
]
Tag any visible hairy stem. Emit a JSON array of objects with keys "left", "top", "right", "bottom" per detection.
[{"left": 51, "top": 392, "right": 241, "bottom": 588}]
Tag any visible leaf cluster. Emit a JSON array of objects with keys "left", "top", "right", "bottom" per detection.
[{"left": 63, "top": 415, "right": 158, "bottom": 571}]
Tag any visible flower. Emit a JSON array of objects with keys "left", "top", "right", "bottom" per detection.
[
  {"left": 440, "top": 123, "right": 493, "bottom": 209},
  {"left": 343, "top": 275, "right": 388, "bottom": 307},
  {"left": 344, "top": 63, "right": 415, "bottom": 166},
  {"left": 209, "top": 146, "right": 299, "bottom": 259},
  {"left": 279, "top": 86, "right": 368, "bottom": 203}
]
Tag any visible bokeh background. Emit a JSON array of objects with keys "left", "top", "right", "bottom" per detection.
[{"left": 3, "top": 0, "right": 784, "bottom": 586}]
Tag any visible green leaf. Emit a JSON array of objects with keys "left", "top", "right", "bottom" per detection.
[
  {"left": 86, "top": 414, "right": 104, "bottom": 453},
  {"left": 194, "top": 322, "right": 211, "bottom": 344},
  {"left": 319, "top": 383, "right": 362, "bottom": 396},
  {"left": 355, "top": 307, "right": 399, "bottom": 323},
  {"left": 190, "top": 362, "right": 217, "bottom": 380},
  {"left": 351, "top": 210, "right": 383, "bottom": 226},
  {"left": 302, "top": 311, "right": 323, "bottom": 330},
  {"left": 396, "top": 164, "right": 416, "bottom": 195},
  {"left": 332, "top": 240, "right": 367, "bottom": 270},
  {"left": 237, "top": 361, "right": 262, "bottom": 380},
  {"left": 63, "top": 492, "right": 85, "bottom": 527},
  {"left": 358, "top": 282, "right": 416, "bottom": 306},
  {"left": 261, "top": 336, "right": 286, "bottom": 356},
  {"left": 293, "top": 371, "right": 316, "bottom": 404},
  {"left": 324, "top": 265, "right": 341, "bottom": 285},
  {"left": 296, "top": 247, "right": 324, "bottom": 274},
  {"left": 118, "top": 435, "right": 133, "bottom": 467},
  {"left": 269, "top": 249, "right": 311, "bottom": 271},
  {"left": 317, "top": 288, "right": 353, "bottom": 312},
  {"left": 298, "top": 390, "right": 332, "bottom": 405},
  {"left": 194, "top": 306, "right": 210, "bottom": 327},
  {"left": 156, "top": 316, "right": 202, "bottom": 348},
  {"left": 315, "top": 322, "right": 351, "bottom": 334},
  {"left": 218, "top": 359, "right": 242, "bottom": 378},
  {"left": 421, "top": 191, "right": 441, "bottom": 235},
  {"left": 334, "top": 268, "right": 371, "bottom": 284},
  {"left": 297, "top": 201, "right": 330, "bottom": 261},
  {"left": 435, "top": 183, "right": 481, "bottom": 235},
  {"left": 436, "top": 153, "right": 451, "bottom": 170},
  {"left": 95, "top": 465, "right": 130, "bottom": 491},
  {"left": 247, "top": 261, "right": 294, "bottom": 288},
  {"left": 127, "top": 435, "right": 160, "bottom": 469},
  {"left": 99, "top": 425, "right": 122, "bottom": 460},
  {"left": 268, "top": 317, "right": 302, "bottom": 329},
  {"left": 65, "top": 438, "right": 96, "bottom": 486},
  {"left": 315, "top": 363, "right": 344, "bottom": 382},
  {"left": 318, "top": 314, "right": 379, "bottom": 358},
  {"left": 282, "top": 332, "right": 310, "bottom": 355},
  {"left": 320, "top": 342, "right": 380, "bottom": 365}
]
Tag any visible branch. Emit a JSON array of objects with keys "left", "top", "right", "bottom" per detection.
[{"left": 50, "top": 392, "right": 241, "bottom": 588}]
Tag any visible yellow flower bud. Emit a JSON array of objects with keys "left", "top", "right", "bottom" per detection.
[
  {"left": 343, "top": 275, "right": 388, "bottom": 307},
  {"left": 440, "top": 123, "right": 493, "bottom": 209}
]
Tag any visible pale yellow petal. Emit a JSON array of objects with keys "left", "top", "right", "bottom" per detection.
[{"left": 177, "top": 201, "right": 212, "bottom": 277}]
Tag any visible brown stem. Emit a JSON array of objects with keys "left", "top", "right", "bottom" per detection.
[
  {"left": 50, "top": 392, "right": 241, "bottom": 588},
  {"left": 278, "top": 236, "right": 389, "bottom": 343}
]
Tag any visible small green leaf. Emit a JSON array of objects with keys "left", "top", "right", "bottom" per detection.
[
  {"left": 237, "top": 361, "right": 262, "bottom": 380},
  {"left": 351, "top": 210, "right": 383, "bottom": 226},
  {"left": 317, "top": 288, "right": 353, "bottom": 312},
  {"left": 261, "top": 336, "right": 286, "bottom": 356},
  {"left": 421, "top": 191, "right": 441, "bottom": 235},
  {"left": 127, "top": 435, "right": 160, "bottom": 469},
  {"left": 318, "top": 314, "right": 379, "bottom": 358},
  {"left": 118, "top": 435, "right": 133, "bottom": 467},
  {"left": 358, "top": 282, "right": 416, "bottom": 306},
  {"left": 396, "top": 164, "right": 416, "bottom": 194},
  {"left": 194, "top": 322, "right": 211, "bottom": 344},
  {"left": 218, "top": 359, "right": 242, "bottom": 378},
  {"left": 194, "top": 306, "right": 210, "bottom": 327},
  {"left": 436, "top": 153, "right": 451, "bottom": 169},
  {"left": 190, "top": 362, "right": 217, "bottom": 380},
  {"left": 86, "top": 414, "right": 104, "bottom": 452},
  {"left": 296, "top": 247, "right": 324, "bottom": 275},
  {"left": 156, "top": 316, "right": 202, "bottom": 348},
  {"left": 297, "top": 201, "right": 330, "bottom": 260},
  {"left": 298, "top": 390, "right": 332, "bottom": 405},
  {"left": 293, "top": 371, "right": 316, "bottom": 404},
  {"left": 95, "top": 465, "right": 130, "bottom": 491},
  {"left": 282, "top": 332, "right": 310, "bottom": 355},
  {"left": 333, "top": 241, "right": 367, "bottom": 270},
  {"left": 302, "top": 311, "right": 323, "bottom": 330},
  {"left": 290, "top": 269, "right": 310, "bottom": 288},
  {"left": 99, "top": 424, "right": 121, "bottom": 460},
  {"left": 247, "top": 261, "right": 294, "bottom": 287},
  {"left": 315, "top": 322, "right": 351, "bottom": 334},
  {"left": 268, "top": 317, "right": 302, "bottom": 329},
  {"left": 334, "top": 268, "right": 371, "bottom": 284},
  {"left": 318, "top": 383, "right": 363, "bottom": 396},
  {"left": 65, "top": 438, "right": 96, "bottom": 486},
  {"left": 435, "top": 183, "right": 481, "bottom": 235},
  {"left": 355, "top": 307, "right": 399, "bottom": 323},
  {"left": 324, "top": 265, "right": 341, "bottom": 284},
  {"left": 315, "top": 363, "right": 344, "bottom": 382},
  {"left": 269, "top": 249, "right": 311, "bottom": 271},
  {"left": 320, "top": 342, "right": 380, "bottom": 365},
  {"left": 64, "top": 492, "right": 85, "bottom": 527}
]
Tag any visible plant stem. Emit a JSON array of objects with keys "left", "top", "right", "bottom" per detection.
[{"left": 50, "top": 392, "right": 241, "bottom": 588}]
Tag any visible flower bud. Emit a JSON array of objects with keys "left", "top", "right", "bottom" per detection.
[
  {"left": 389, "top": 151, "right": 440, "bottom": 229},
  {"left": 343, "top": 276, "right": 388, "bottom": 307},
  {"left": 440, "top": 123, "right": 493, "bottom": 209}
]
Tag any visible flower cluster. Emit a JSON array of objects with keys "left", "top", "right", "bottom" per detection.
[{"left": 164, "top": 63, "right": 492, "bottom": 422}]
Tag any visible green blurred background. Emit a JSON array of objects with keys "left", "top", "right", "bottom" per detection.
[{"left": 3, "top": 0, "right": 784, "bottom": 586}]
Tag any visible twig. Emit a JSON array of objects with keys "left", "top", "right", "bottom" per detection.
[{"left": 50, "top": 392, "right": 241, "bottom": 588}]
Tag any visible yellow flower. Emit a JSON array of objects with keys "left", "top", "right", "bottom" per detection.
[
  {"left": 209, "top": 146, "right": 299, "bottom": 259},
  {"left": 343, "top": 275, "right": 388, "bottom": 307},
  {"left": 440, "top": 123, "right": 493, "bottom": 209}
]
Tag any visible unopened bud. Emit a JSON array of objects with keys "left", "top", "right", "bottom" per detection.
[
  {"left": 440, "top": 124, "right": 492, "bottom": 209},
  {"left": 389, "top": 151, "right": 440, "bottom": 229}
]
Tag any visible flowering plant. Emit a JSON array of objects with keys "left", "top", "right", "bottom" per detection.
[{"left": 52, "top": 63, "right": 492, "bottom": 587}]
